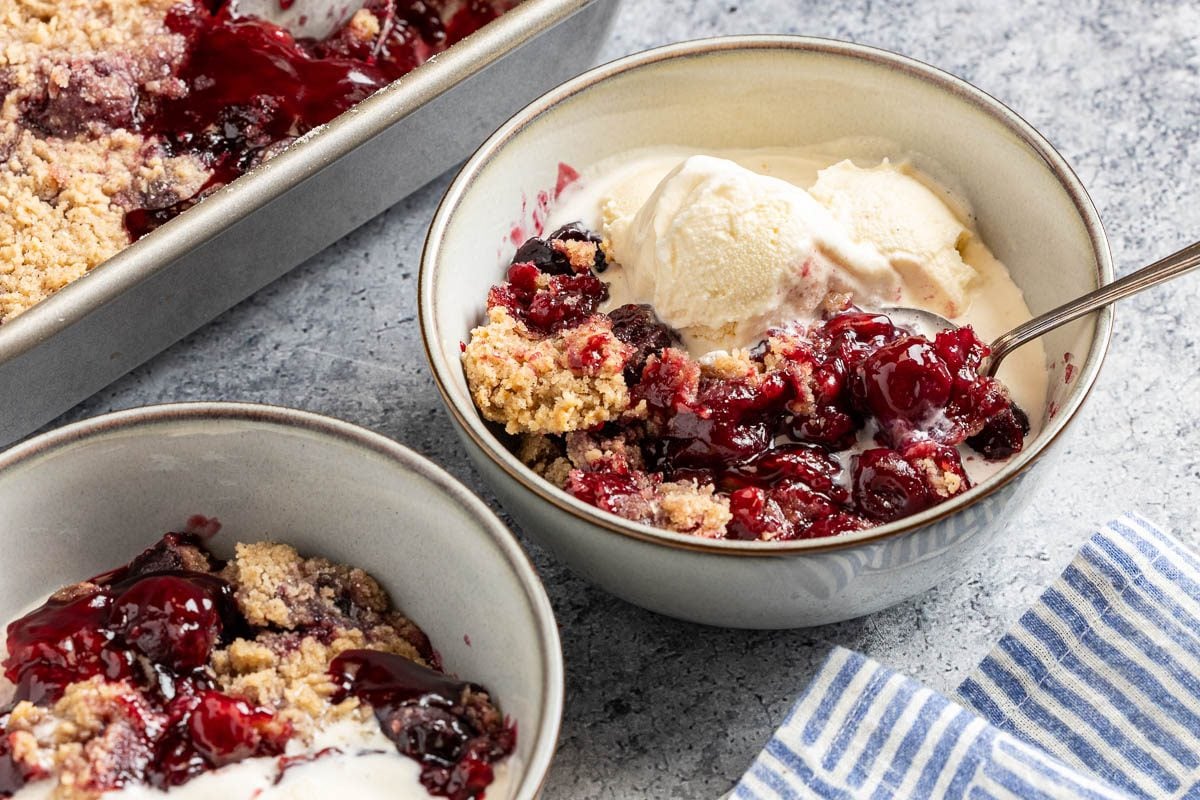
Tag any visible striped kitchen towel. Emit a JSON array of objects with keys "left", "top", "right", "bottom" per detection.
[{"left": 734, "top": 514, "right": 1200, "bottom": 799}]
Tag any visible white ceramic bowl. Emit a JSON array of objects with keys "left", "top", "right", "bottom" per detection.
[
  {"left": 0, "top": 403, "right": 562, "bottom": 799},
  {"left": 420, "top": 36, "right": 1114, "bottom": 629}
]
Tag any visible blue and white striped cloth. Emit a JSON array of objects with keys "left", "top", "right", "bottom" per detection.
[{"left": 734, "top": 514, "right": 1200, "bottom": 799}]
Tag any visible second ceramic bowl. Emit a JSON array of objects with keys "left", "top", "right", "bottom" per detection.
[
  {"left": 0, "top": 403, "right": 562, "bottom": 798},
  {"left": 421, "top": 36, "right": 1114, "bottom": 628}
]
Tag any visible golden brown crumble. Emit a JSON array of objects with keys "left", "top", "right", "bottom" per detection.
[
  {"left": 462, "top": 305, "right": 633, "bottom": 435},
  {"left": 699, "top": 348, "right": 760, "bottom": 381},
  {"left": 225, "top": 542, "right": 384, "bottom": 626},
  {"left": 552, "top": 238, "right": 600, "bottom": 273},
  {"left": 913, "top": 454, "right": 964, "bottom": 498},
  {"left": 657, "top": 480, "right": 732, "bottom": 538},
  {"left": 0, "top": 0, "right": 211, "bottom": 322},
  {"left": 517, "top": 433, "right": 572, "bottom": 487},
  {"left": 345, "top": 7, "right": 381, "bottom": 39},
  {"left": 763, "top": 329, "right": 818, "bottom": 415},
  {"left": 564, "top": 430, "right": 646, "bottom": 473},
  {"left": 212, "top": 626, "right": 421, "bottom": 738},
  {"left": 6, "top": 678, "right": 189, "bottom": 800}
]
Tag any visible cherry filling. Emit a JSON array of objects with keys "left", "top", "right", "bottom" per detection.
[
  {"left": 125, "top": 0, "right": 510, "bottom": 238},
  {"left": 488, "top": 263, "right": 608, "bottom": 335},
  {"left": 608, "top": 304, "right": 679, "bottom": 380},
  {"left": 330, "top": 651, "right": 515, "bottom": 800},
  {"left": 0, "top": 531, "right": 511, "bottom": 798},
  {"left": 482, "top": 227, "right": 1033, "bottom": 540}
]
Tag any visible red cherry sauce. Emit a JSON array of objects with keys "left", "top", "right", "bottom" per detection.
[
  {"left": 330, "top": 650, "right": 515, "bottom": 800},
  {"left": 0, "top": 534, "right": 286, "bottom": 797},
  {"left": 126, "top": 0, "right": 509, "bottom": 238}
]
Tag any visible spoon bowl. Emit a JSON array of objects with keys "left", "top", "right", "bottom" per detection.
[{"left": 888, "top": 239, "right": 1200, "bottom": 376}]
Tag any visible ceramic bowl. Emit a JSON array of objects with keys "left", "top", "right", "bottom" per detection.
[
  {"left": 420, "top": 36, "right": 1114, "bottom": 629},
  {"left": 0, "top": 403, "right": 561, "bottom": 799}
]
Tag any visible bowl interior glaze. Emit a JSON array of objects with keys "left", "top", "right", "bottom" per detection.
[
  {"left": 423, "top": 36, "right": 1112, "bottom": 553},
  {"left": 0, "top": 403, "right": 561, "bottom": 799}
]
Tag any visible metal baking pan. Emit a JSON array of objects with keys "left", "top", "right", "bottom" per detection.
[{"left": 0, "top": 0, "right": 619, "bottom": 447}]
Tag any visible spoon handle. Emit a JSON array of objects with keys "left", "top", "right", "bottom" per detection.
[{"left": 987, "top": 239, "right": 1200, "bottom": 375}]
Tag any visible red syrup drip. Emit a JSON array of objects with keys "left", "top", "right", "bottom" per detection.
[
  {"left": 330, "top": 650, "right": 515, "bottom": 800},
  {"left": 125, "top": 0, "right": 507, "bottom": 238},
  {"left": 554, "top": 162, "right": 580, "bottom": 199},
  {"left": 272, "top": 746, "right": 345, "bottom": 785}
]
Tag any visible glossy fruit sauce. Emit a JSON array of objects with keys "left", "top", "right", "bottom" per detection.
[
  {"left": 0, "top": 528, "right": 512, "bottom": 800},
  {"left": 126, "top": 0, "right": 510, "bottom": 237}
]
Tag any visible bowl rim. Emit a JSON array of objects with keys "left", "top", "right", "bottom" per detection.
[
  {"left": 419, "top": 34, "right": 1115, "bottom": 557},
  {"left": 0, "top": 401, "right": 563, "bottom": 800}
]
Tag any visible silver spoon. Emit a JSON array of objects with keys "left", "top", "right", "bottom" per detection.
[{"left": 886, "top": 239, "right": 1200, "bottom": 377}]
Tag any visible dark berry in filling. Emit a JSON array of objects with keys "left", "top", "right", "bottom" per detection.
[
  {"left": 856, "top": 336, "right": 953, "bottom": 425},
  {"left": 852, "top": 448, "right": 934, "bottom": 523},
  {"left": 0, "top": 737, "right": 31, "bottom": 799},
  {"left": 609, "top": 303, "right": 681, "bottom": 382},
  {"left": 511, "top": 222, "right": 607, "bottom": 275},
  {"left": 330, "top": 651, "right": 515, "bottom": 800},
  {"left": 111, "top": 574, "right": 232, "bottom": 672},
  {"left": 966, "top": 402, "right": 1031, "bottom": 459}
]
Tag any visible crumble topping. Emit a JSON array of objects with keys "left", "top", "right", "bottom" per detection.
[
  {"left": 656, "top": 480, "right": 733, "bottom": 538},
  {"left": 697, "top": 348, "right": 760, "bottom": 381},
  {"left": 224, "top": 541, "right": 400, "bottom": 631},
  {"left": 5, "top": 678, "right": 176, "bottom": 800},
  {"left": 564, "top": 468, "right": 732, "bottom": 538},
  {"left": 0, "top": 0, "right": 206, "bottom": 322},
  {"left": 344, "top": 7, "right": 382, "bottom": 40},
  {"left": 517, "top": 434, "right": 572, "bottom": 488},
  {"left": 911, "top": 451, "right": 966, "bottom": 498},
  {"left": 552, "top": 238, "right": 601, "bottom": 273},
  {"left": 462, "top": 305, "right": 633, "bottom": 435}
]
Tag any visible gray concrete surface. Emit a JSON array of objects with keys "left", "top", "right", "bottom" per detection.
[{"left": 46, "top": 1, "right": 1200, "bottom": 797}]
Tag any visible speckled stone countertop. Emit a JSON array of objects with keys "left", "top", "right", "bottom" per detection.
[{"left": 46, "top": 1, "right": 1200, "bottom": 797}]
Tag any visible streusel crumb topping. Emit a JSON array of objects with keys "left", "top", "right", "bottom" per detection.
[
  {"left": 0, "top": 0, "right": 207, "bottom": 322},
  {"left": 462, "top": 305, "right": 633, "bottom": 435}
]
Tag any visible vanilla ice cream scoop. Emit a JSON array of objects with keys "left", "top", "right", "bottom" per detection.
[
  {"left": 810, "top": 160, "right": 979, "bottom": 317},
  {"left": 603, "top": 155, "right": 879, "bottom": 343}
]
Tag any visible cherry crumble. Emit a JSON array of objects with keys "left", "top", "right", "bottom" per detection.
[
  {"left": 463, "top": 224, "right": 1031, "bottom": 541},
  {"left": 0, "top": 521, "right": 513, "bottom": 799},
  {"left": 0, "top": 0, "right": 513, "bottom": 322}
]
